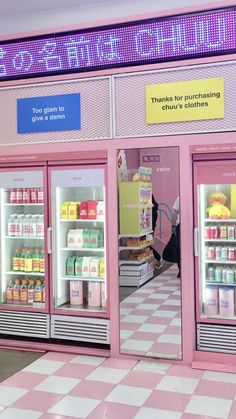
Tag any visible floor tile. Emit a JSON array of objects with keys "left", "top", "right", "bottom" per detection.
[
  {"left": 87, "top": 401, "right": 139, "bottom": 419},
  {"left": 123, "top": 297, "right": 145, "bottom": 304},
  {"left": 134, "top": 360, "right": 171, "bottom": 374},
  {"left": 156, "top": 376, "right": 199, "bottom": 394},
  {"left": 42, "top": 352, "right": 76, "bottom": 362},
  {"left": 185, "top": 395, "right": 232, "bottom": 418},
  {"left": 0, "top": 386, "right": 28, "bottom": 406},
  {"left": 48, "top": 395, "right": 100, "bottom": 418},
  {"left": 134, "top": 406, "right": 181, "bottom": 419},
  {"left": 137, "top": 323, "right": 166, "bottom": 333},
  {"left": 40, "top": 414, "right": 73, "bottom": 419},
  {"left": 157, "top": 333, "right": 182, "bottom": 344},
  {"left": 152, "top": 310, "right": 178, "bottom": 318},
  {"left": 69, "top": 355, "right": 105, "bottom": 366},
  {"left": 105, "top": 384, "right": 152, "bottom": 406},
  {"left": 120, "top": 330, "right": 134, "bottom": 339},
  {"left": 54, "top": 362, "right": 96, "bottom": 379},
  {"left": 0, "top": 407, "right": 41, "bottom": 418},
  {"left": 195, "top": 379, "right": 236, "bottom": 399},
  {"left": 34, "top": 375, "right": 80, "bottom": 394},
  {"left": 121, "top": 315, "right": 149, "bottom": 323},
  {"left": 202, "top": 370, "right": 236, "bottom": 384},
  {"left": 136, "top": 303, "right": 159, "bottom": 310},
  {"left": 144, "top": 389, "right": 191, "bottom": 411},
  {"left": 167, "top": 365, "right": 204, "bottom": 379},
  {"left": 2, "top": 371, "right": 47, "bottom": 389},
  {"left": 12, "top": 390, "right": 63, "bottom": 411},
  {"left": 121, "top": 339, "right": 153, "bottom": 352},
  {"left": 86, "top": 366, "right": 129, "bottom": 384},
  {"left": 70, "top": 379, "right": 115, "bottom": 399},
  {"left": 101, "top": 358, "right": 138, "bottom": 370},
  {"left": 121, "top": 370, "right": 162, "bottom": 388},
  {"left": 23, "top": 359, "right": 65, "bottom": 375}
]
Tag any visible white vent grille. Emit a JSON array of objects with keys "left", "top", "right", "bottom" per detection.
[
  {"left": 51, "top": 315, "right": 110, "bottom": 344},
  {"left": 197, "top": 323, "right": 236, "bottom": 354},
  {"left": 0, "top": 311, "right": 49, "bottom": 338}
]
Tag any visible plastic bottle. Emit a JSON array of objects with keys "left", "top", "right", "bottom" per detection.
[
  {"left": 36, "top": 215, "right": 44, "bottom": 237},
  {"left": 12, "top": 248, "right": 21, "bottom": 271},
  {"left": 20, "top": 247, "right": 26, "bottom": 272},
  {"left": 42, "top": 280, "right": 45, "bottom": 303},
  {"left": 16, "top": 214, "right": 24, "bottom": 236},
  {"left": 23, "top": 215, "right": 31, "bottom": 237},
  {"left": 6, "top": 279, "right": 14, "bottom": 304},
  {"left": 20, "top": 278, "right": 28, "bottom": 304},
  {"left": 30, "top": 214, "right": 37, "bottom": 237},
  {"left": 39, "top": 248, "right": 45, "bottom": 273},
  {"left": 25, "top": 248, "right": 33, "bottom": 273},
  {"left": 32, "top": 248, "right": 40, "bottom": 272},
  {"left": 13, "top": 278, "right": 21, "bottom": 303},
  {"left": 38, "top": 188, "right": 44, "bottom": 204},
  {"left": 34, "top": 279, "right": 43, "bottom": 302},
  {"left": 27, "top": 279, "right": 35, "bottom": 304},
  {"left": 8, "top": 214, "right": 16, "bottom": 236}
]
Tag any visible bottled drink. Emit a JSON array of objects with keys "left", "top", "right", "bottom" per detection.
[
  {"left": 6, "top": 279, "right": 14, "bottom": 304},
  {"left": 10, "top": 188, "right": 17, "bottom": 204},
  {"left": 12, "top": 248, "right": 21, "bottom": 271},
  {"left": 39, "top": 248, "right": 45, "bottom": 273},
  {"left": 13, "top": 278, "right": 21, "bottom": 303},
  {"left": 8, "top": 214, "right": 16, "bottom": 236},
  {"left": 30, "top": 188, "right": 38, "bottom": 204},
  {"left": 36, "top": 215, "right": 44, "bottom": 237},
  {"left": 16, "top": 188, "right": 23, "bottom": 204},
  {"left": 34, "top": 279, "right": 43, "bottom": 302},
  {"left": 30, "top": 214, "right": 37, "bottom": 237},
  {"left": 27, "top": 279, "right": 35, "bottom": 304},
  {"left": 32, "top": 248, "right": 40, "bottom": 272},
  {"left": 20, "top": 278, "right": 28, "bottom": 304},
  {"left": 20, "top": 247, "right": 26, "bottom": 272},
  {"left": 38, "top": 188, "right": 44, "bottom": 203},
  {"left": 22, "top": 188, "right": 31, "bottom": 203},
  {"left": 42, "top": 280, "right": 45, "bottom": 303},
  {"left": 25, "top": 249, "right": 33, "bottom": 273},
  {"left": 23, "top": 215, "right": 31, "bottom": 237}
]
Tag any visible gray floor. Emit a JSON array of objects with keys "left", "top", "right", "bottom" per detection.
[{"left": 0, "top": 349, "right": 44, "bottom": 382}]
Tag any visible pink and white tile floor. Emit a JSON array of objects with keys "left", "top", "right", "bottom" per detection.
[
  {"left": 0, "top": 351, "right": 236, "bottom": 418},
  {"left": 120, "top": 264, "right": 182, "bottom": 359}
]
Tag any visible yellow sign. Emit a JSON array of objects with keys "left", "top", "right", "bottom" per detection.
[{"left": 146, "top": 78, "right": 224, "bottom": 124}]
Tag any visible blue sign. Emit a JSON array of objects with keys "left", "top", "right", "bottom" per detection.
[{"left": 17, "top": 93, "right": 81, "bottom": 133}]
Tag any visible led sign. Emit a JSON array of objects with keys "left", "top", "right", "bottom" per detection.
[{"left": 0, "top": 7, "right": 235, "bottom": 81}]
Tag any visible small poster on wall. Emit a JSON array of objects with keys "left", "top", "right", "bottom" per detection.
[{"left": 146, "top": 77, "right": 224, "bottom": 124}]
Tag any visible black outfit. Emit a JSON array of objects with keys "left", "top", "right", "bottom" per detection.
[
  {"left": 175, "top": 223, "right": 181, "bottom": 277},
  {"left": 152, "top": 194, "right": 161, "bottom": 262}
]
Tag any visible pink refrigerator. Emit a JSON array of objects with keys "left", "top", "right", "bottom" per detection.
[
  {"left": 0, "top": 163, "right": 109, "bottom": 345},
  {"left": 194, "top": 157, "right": 236, "bottom": 354}
]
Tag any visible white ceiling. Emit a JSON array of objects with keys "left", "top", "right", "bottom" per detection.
[{"left": 0, "top": 0, "right": 218, "bottom": 36}]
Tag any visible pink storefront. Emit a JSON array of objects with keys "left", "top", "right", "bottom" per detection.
[{"left": 0, "top": 0, "right": 235, "bottom": 371}]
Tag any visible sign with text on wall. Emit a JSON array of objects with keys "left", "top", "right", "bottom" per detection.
[
  {"left": 17, "top": 93, "right": 81, "bottom": 134},
  {"left": 146, "top": 78, "right": 224, "bottom": 124}
]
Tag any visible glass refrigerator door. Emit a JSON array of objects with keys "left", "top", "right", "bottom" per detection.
[
  {"left": 0, "top": 169, "right": 46, "bottom": 310},
  {"left": 51, "top": 167, "right": 107, "bottom": 314},
  {"left": 198, "top": 180, "right": 236, "bottom": 320}
]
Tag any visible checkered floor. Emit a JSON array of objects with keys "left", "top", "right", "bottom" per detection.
[
  {"left": 0, "top": 351, "right": 236, "bottom": 418},
  {"left": 120, "top": 264, "right": 182, "bottom": 359}
]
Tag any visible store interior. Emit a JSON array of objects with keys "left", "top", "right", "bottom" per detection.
[{"left": 117, "top": 146, "right": 182, "bottom": 359}]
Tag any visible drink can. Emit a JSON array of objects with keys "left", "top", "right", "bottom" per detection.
[
  {"left": 228, "top": 247, "right": 235, "bottom": 261},
  {"left": 228, "top": 226, "right": 235, "bottom": 240},
  {"left": 22, "top": 188, "right": 31, "bottom": 203},
  {"left": 38, "top": 188, "right": 44, "bottom": 203},
  {"left": 221, "top": 246, "right": 228, "bottom": 260},
  {"left": 215, "top": 247, "right": 222, "bottom": 260},
  {"left": 10, "top": 188, "right": 17, "bottom": 204},
  {"left": 16, "top": 188, "right": 23, "bottom": 204},
  {"left": 207, "top": 247, "right": 215, "bottom": 260},
  {"left": 215, "top": 267, "right": 222, "bottom": 282},
  {"left": 211, "top": 226, "right": 218, "bottom": 239},
  {"left": 219, "top": 225, "right": 227, "bottom": 239},
  {"left": 207, "top": 267, "right": 215, "bottom": 281},
  {"left": 226, "top": 268, "right": 234, "bottom": 284}
]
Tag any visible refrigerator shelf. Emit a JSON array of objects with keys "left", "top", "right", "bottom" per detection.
[
  {"left": 119, "top": 254, "right": 154, "bottom": 266},
  {"left": 205, "top": 260, "right": 236, "bottom": 264},
  {"left": 62, "top": 276, "right": 105, "bottom": 282},
  {"left": 4, "top": 236, "right": 44, "bottom": 240},
  {"left": 57, "top": 302, "right": 106, "bottom": 312},
  {"left": 60, "top": 247, "right": 104, "bottom": 252},
  {"left": 6, "top": 271, "right": 45, "bottom": 276},
  {"left": 205, "top": 218, "right": 236, "bottom": 222},
  {"left": 4, "top": 203, "right": 44, "bottom": 206},
  {"left": 206, "top": 281, "right": 236, "bottom": 286},
  {"left": 205, "top": 239, "right": 236, "bottom": 243},
  {"left": 119, "top": 230, "right": 152, "bottom": 239},
  {"left": 59, "top": 219, "right": 104, "bottom": 223}
]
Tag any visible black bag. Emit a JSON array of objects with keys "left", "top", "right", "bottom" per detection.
[{"left": 163, "top": 228, "right": 179, "bottom": 263}]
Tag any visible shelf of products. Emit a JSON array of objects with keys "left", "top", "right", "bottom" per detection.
[
  {"left": 51, "top": 173, "right": 107, "bottom": 312},
  {"left": 118, "top": 169, "right": 155, "bottom": 287},
  {"left": 1, "top": 186, "right": 46, "bottom": 309}
]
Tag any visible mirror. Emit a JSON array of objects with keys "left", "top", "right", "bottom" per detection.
[{"left": 118, "top": 146, "right": 181, "bottom": 359}]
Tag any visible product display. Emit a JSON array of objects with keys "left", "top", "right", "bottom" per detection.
[{"left": 118, "top": 168, "right": 155, "bottom": 287}]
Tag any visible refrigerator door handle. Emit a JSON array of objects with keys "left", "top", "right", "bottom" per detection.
[
  {"left": 194, "top": 227, "right": 199, "bottom": 257},
  {"left": 47, "top": 227, "right": 52, "bottom": 254}
]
